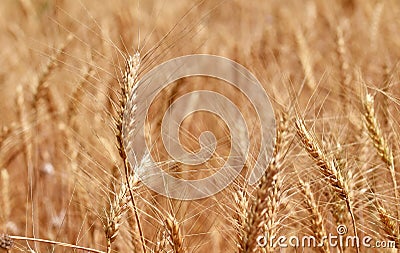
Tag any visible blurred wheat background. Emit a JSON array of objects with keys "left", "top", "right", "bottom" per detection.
[{"left": 0, "top": 0, "right": 400, "bottom": 252}]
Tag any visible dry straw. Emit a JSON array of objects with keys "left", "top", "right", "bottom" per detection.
[{"left": 7, "top": 235, "right": 105, "bottom": 253}]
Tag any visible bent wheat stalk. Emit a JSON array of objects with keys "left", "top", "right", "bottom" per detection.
[{"left": 295, "top": 118, "right": 359, "bottom": 253}]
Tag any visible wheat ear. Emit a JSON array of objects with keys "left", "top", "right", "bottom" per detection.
[
  {"left": 295, "top": 28, "right": 316, "bottom": 90},
  {"left": 362, "top": 93, "right": 398, "bottom": 203},
  {"left": 380, "top": 61, "right": 398, "bottom": 128},
  {"left": 237, "top": 112, "right": 288, "bottom": 253},
  {"left": 235, "top": 188, "right": 250, "bottom": 252},
  {"left": 33, "top": 34, "right": 73, "bottom": 117},
  {"left": 66, "top": 66, "right": 94, "bottom": 125},
  {"left": 114, "top": 52, "right": 146, "bottom": 253},
  {"left": 376, "top": 205, "right": 400, "bottom": 248},
  {"left": 294, "top": 118, "right": 359, "bottom": 253},
  {"left": 335, "top": 24, "right": 351, "bottom": 112},
  {"left": 104, "top": 175, "right": 138, "bottom": 253},
  {"left": 154, "top": 230, "right": 168, "bottom": 253},
  {"left": 165, "top": 215, "right": 185, "bottom": 253},
  {"left": 370, "top": 2, "right": 384, "bottom": 50}
]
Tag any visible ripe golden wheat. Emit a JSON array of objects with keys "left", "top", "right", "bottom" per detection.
[{"left": 0, "top": 0, "right": 399, "bottom": 252}]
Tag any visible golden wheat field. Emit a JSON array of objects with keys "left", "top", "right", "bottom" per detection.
[{"left": 1, "top": 0, "right": 400, "bottom": 252}]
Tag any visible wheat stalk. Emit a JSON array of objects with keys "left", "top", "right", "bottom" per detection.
[
  {"left": 237, "top": 113, "right": 289, "bottom": 253},
  {"left": 127, "top": 204, "right": 144, "bottom": 253},
  {"left": 380, "top": 61, "right": 398, "bottom": 128},
  {"left": 114, "top": 52, "right": 145, "bottom": 253},
  {"left": 294, "top": 118, "right": 360, "bottom": 253},
  {"left": 330, "top": 143, "right": 351, "bottom": 231},
  {"left": 295, "top": 28, "right": 316, "bottom": 90},
  {"left": 238, "top": 162, "right": 282, "bottom": 253},
  {"left": 362, "top": 93, "right": 397, "bottom": 201},
  {"left": 335, "top": 23, "right": 352, "bottom": 112},
  {"left": 33, "top": 34, "right": 73, "bottom": 118},
  {"left": 362, "top": 92, "right": 399, "bottom": 235},
  {"left": 66, "top": 66, "right": 94, "bottom": 125}
]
